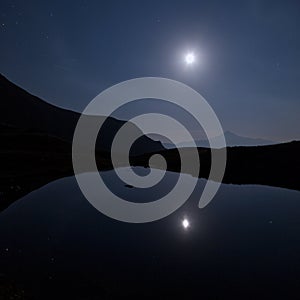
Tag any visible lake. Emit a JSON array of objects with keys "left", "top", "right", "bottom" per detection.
[{"left": 0, "top": 168, "right": 300, "bottom": 299}]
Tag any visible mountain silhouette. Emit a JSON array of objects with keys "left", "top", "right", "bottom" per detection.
[
  {"left": 0, "top": 74, "right": 164, "bottom": 155},
  {"left": 0, "top": 74, "right": 299, "bottom": 213},
  {"left": 163, "top": 131, "right": 273, "bottom": 148}
]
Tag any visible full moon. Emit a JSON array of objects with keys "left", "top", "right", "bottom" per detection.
[
  {"left": 182, "top": 218, "right": 190, "bottom": 229},
  {"left": 185, "top": 52, "right": 195, "bottom": 65}
]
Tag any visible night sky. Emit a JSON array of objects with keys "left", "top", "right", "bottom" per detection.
[{"left": 1, "top": 0, "right": 300, "bottom": 141}]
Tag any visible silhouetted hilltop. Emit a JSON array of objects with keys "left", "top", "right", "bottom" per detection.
[
  {"left": 0, "top": 74, "right": 164, "bottom": 155},
  {"left": 0, "top": 74, "right": 77, "bottom": 140}
]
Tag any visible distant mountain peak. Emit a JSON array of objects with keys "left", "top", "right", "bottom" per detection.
[{"left": 162, "top": 131, "right": 273, "bottom": 148}]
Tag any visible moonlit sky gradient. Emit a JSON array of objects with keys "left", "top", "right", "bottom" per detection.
[{"left": 0, "top": 0, "right": 300, "bottom": 141}]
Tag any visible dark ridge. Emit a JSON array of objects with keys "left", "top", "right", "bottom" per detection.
[{"left": 0, "top": 75, "right": 299, "bottom": 212}]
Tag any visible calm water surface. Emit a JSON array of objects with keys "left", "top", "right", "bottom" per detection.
[{"left": 0, "top": 168, "right": 300, "bottom": 299}]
